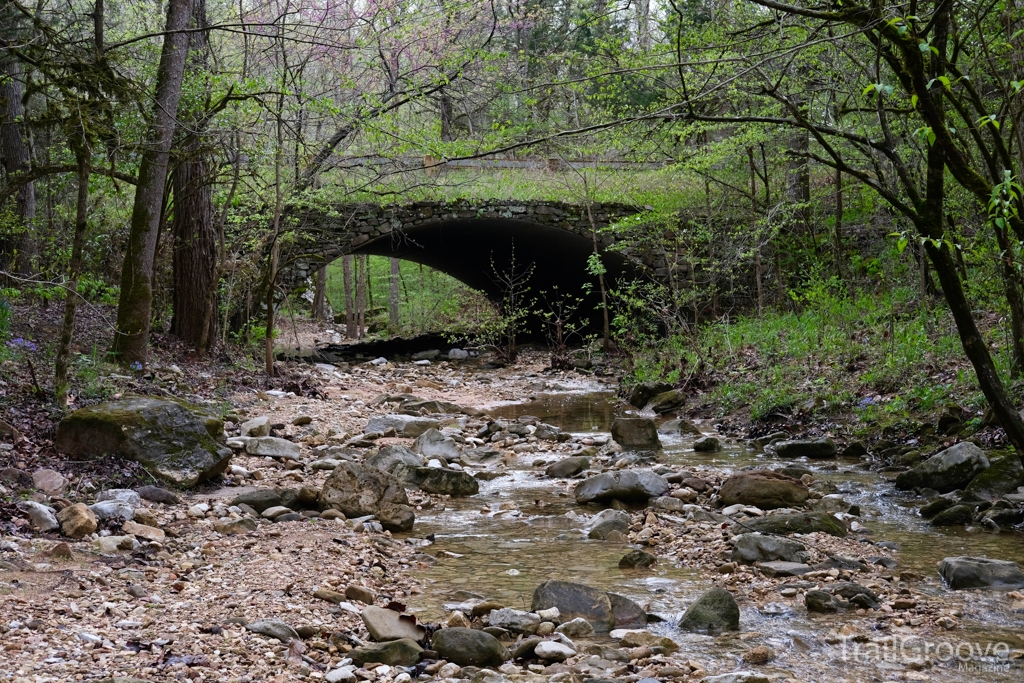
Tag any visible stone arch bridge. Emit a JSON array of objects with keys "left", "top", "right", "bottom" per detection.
[{"left": 280, "top": 199, "right": 681, "bottom": 324}]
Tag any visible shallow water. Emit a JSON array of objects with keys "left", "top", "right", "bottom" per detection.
[{"left": 407, "top": 390, "right": 1024, "bottom": 681}]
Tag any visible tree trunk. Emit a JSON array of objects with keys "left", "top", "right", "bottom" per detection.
[
  {"left": 833, "top": 169, "right": 844, "bottom": 280},
  {"left": 439, "top": 93, "right": 454, "bottom": 142},
  {"left": 343, "top": 254, "right": 355, "bottom": 337},
  {"left": 111, "top": 0, "right": 193, "bottom": 365},
  {"left": 993, "top": 223, "right": 1024, "bottom": 377},
  {"left": 0, "top": 54, "right": 36, "bottom": 276},
  {"left": 355, "top": 254, "right": 366, "bottom": 339},
  {"left": 53, "top": 150, "right": 90, "bottom": 405},
  {"left": 170, "top": 0, "right": 216, "bottom": 355},
  {"left": 313, "top": 265, "right": 328, "bottom": 320},
  {"left": 388, "top": 257, "right": 400, "bottom": 331}
]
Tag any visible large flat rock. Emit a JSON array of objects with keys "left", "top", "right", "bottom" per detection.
[{"left": 55, "top": 397, "right": 230, "bottom": 488}]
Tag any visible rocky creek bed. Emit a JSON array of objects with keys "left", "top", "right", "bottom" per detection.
[{"left": 3, "top": 351, "right": 1024, "bottom": 683}]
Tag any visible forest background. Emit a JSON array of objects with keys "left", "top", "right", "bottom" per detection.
[{"left": 1, "top": 0, "right": 1023, "bottom": 447}]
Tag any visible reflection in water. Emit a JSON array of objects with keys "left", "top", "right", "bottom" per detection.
[
  {"left": 408, "top": 391, "right": 1024, "bottom": 681},
  {"left": 488, "top": 391, "right": 619, "bottom": 433}
]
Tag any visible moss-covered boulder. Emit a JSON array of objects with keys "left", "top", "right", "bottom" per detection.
[
  {"left": 678, "top": 587, "right": 740, "bottom": 633},
  {"left": 745, "top": 511, "right": 847, "bottom": 537},
  {"left": 55, "top": 397, "right": 230, "bottom": 488},
  {"left": 965, "top": 452, "right": 1024, "bottom": 500}
]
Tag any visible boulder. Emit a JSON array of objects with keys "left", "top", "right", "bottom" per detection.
[
  {"left": 245, "top": 436, "right": 301, "bottom": 460},
  {"left": 627, "top": 382, "right": 672, "bottom": 409},
  {"left": 245, "top": 619, "right": 299, "bottom": 642},
  {"left": 57, "top": 503, "right": 97, "bottom": 538},
  {"left": 930, "top": 504, "right": 975, "bottom": 527},
  {"left": 231, "top": 488, "right": 294, "bottom": 513},
  {"left": 610, "top": 418, "right": 661, "bottom": 450},
  {"left": 239, "top": 416, "right": 270, "bottom": 437},
  {"left": 459, "top": 447, "right": 504, "bottom": 467},
  {"left": 730, "top": 533, "right": 810, "bottom": 565},
  {"left": 96, "top": 488, "right": 142, "bottom": 508},
  {"left": 744, "top": 511, "right": 847, "bottom": 537},
  {"left": 94, "top": 535, "right": 136, "bottom": 553},
  {"left": 365, "top": 415, "right": 439, "bottom": 438},
  {"left": 400, "top": 399, "right": 463, "bottom": 415},
  {"left": 545, "top": 456, "right": 589, "bottom": 479},
  {"left": 758, "top": 561, "right": 812, "bottom": 577},
  {"left": 17, "top": 501, "right": 58, "bottom": 532},
  {"left": 895, "top": 442, "right": 990, "bottom": 493},
  {"left": 430, "top": 627, "right": 508, "bottom": 667},
  {"left": 658, "top": 419, "right": 702, "bottom": 436},
  {"left": 647, "top": 389, "right": 686, "bottom": 415},
  {"left": 406, "top": 467, "right": 479, "bottom": 496},
  {"left": 574, "top": 470, "right": 669, "bottom": 504},
  {"left": 31, "top": 469, "right": 67, "bottom": 495},
  {"left": 488, "top": 608, "right": 540, "bottom": 634},
  {"left": 619, "top": 631, "right": 679, "bottom": 653},
  {"left": 618, "top": 549, "right": 656, "bottom": 568},
  {"left": 965, "top": 453, "right": 1024, "bottom": 500},
  {"left": 693, "top": 435, "right": 721, "bottom": 452},
  {"left": 719, "top": 471, "right": 808, "bottom": 510},
  {"left": 608, "top": 592, "right": 647, "bottom": 629},
  {"left": 534, "top": 423, "right": 569, "bottom": 442},
  {"left": 365, "top": 445, "right": 425, "bottom": 477},
  {"left": 531, "top": 580, "right": 615, "bottom": 632},
  {"left": 678, "top": 587, "right": 740, "bottom": 633},
  {"left": 919, "top": 496, "right": 956, "bottom": 519},
  {"left": 588, "top": 509, "right": 630, "bottom": 540},
  {"left": 136, "top": 485, "right": 179, "bottom": 505},
  {"left": 54, "top": 397, "right": 231, "bottom": 487},
  {"left": 361, "top": 606, "right": 427, "bottom": 642},
  {"left": 319, "top": 463, "right": 415, "bottom": 532},
  {"left": 349, "top": 639, "right": 424, "bottom": 667},
  {"left": 89, "top": 500, "right": 135, "bottom": 523},
  {"left": 412, "top": 429, "right": 462, "bottom": 461},
  {"left": 214, "top": 518, "right": 257, "bottom": 535},
  {"left": 121, "top": 520, "right": 165, "bottom": 543},
  {"left": 772, "top": 438, "right": 837, "bottom": 459},
  {"left": 534, "top": 641, "right": 576, "bottom": 662},
  {"left": 554, "top": 617, "right": 594, "bottom": 638},
  {"left": 939, "top": 557, "right": 1024, "bottom": 590},
  {"left": 832, "top": 582, "right": 880, "bottom": 609},
  {"left": 805, "top": 590, "right": 839, "bottom": 613}
]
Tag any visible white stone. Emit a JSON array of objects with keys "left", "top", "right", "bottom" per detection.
[
  {"left": 438, "top": 663, "right": 461, "bottom": 678},
  {"left": 240, "top": 416, "right": 270, "bottom": 437},
  {"left": 90, "top": 500, "right": 135, "bottom": 522},
  {"left": 534, "top": 641, "right": 575, "bottom": 661},
  {"left": 96, "top": 488, "right": 141, "bottom": 509},
  {"left": 703, "top": 673, "right": 770, "bottom": 683},
  {"left": 536, "top": 607, "right": 560, "bottom": 623},
  {"left": 17, "top": 501, "right": 58, "bottom": 532},
  {"left": 245, "top": 436, "right": 301, "bottom": 460},
  {"left": 261, "top": 506, "right": 292, "bottom": 519},
  {"left": 326, "top": 667, "right": 356, "bottom": 683}
]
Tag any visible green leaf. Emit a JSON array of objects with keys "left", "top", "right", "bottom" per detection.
[
  {"left": 862, "top": 83, "right": 876, "bottom": 96},
  {"left": 919, "top": 41, "right": 930, "bottom": 52},
  {"left": 897, "top": 237, "right": 909, "bottom": 254},
  {"left": 911, "top": 94, "right": 919, "bottom": 108}
]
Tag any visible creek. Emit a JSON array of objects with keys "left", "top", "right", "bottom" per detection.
[{"left": 406, "top": 386, "right": 1024, "bottom": 682}]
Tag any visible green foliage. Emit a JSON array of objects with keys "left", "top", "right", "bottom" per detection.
[
  {"left": 77, "top": 277, "right": 120, "bottom": 305},
  {"left": 325, "top": 257, "right": 497, "bottom": 338},
  {"left": 625, "top": 282, "right": 988, "bottom": 424}
]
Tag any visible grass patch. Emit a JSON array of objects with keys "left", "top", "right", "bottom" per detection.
[{"left": 626, "top": 282, "right": 1009, "bottom": 428}]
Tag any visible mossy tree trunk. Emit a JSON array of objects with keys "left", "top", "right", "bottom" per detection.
[{"left": 111, "top": 0, "right": 193, "bottom": 365}]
